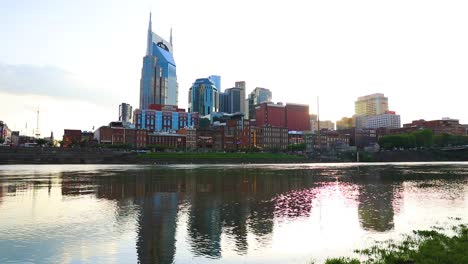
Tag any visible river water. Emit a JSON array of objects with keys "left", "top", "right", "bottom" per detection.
[{"left": 0, "top": 163, "right": 467, "bottom": 264}]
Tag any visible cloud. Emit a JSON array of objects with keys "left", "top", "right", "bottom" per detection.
[{"left": 0, "top": 63, "right": 113, "bottom": 105}]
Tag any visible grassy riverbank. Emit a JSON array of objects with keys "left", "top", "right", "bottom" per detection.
[{"left": 317, "top": 223, "right": 467, "bottom": 264}]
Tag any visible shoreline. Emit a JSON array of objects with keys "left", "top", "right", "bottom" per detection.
[{"left": 0, "top": 147, "right": 467, "bottom": 165}]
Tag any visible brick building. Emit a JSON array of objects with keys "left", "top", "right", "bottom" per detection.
[
  {"left": 252, "top": 126, "right": 289, "bottom": 151},
  {"left": 285, "top": 103, "right": 311, "bottom": 131},
  {"left": 403, "top": 118, "right": 467, "bottom": 135},
  {"left": 63, "top": 129, "right": 82, "bottom": 147},
  {"left": 255, "top": 102, "right": 311, "bottom": 132},
  {"left": 147, "top": 132, "right": 186, "bottom": 149},
  {"left": 93, "top": 126, "right": 147, "bottom": 148},
  {"left": 255, "top": 102, "right": 286, "bottom": 128}
]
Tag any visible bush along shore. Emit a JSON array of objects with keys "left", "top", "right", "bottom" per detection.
[{"left": 315, "top": 222, "right": 467, "bottom": 264}]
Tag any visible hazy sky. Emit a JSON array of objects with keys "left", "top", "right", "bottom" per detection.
[{"left": 1, "top": 0, "right": 467, "bottom": 137}]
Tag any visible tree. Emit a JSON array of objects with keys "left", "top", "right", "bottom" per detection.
[
  {"left": 36, "top": 138, "right": 48, "bottom": 147},
  {"left": 0, "top": 137, "right": 4, "bottom": 144}
]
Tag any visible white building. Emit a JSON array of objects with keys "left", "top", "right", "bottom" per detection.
[{"left": 365, "top": 112, "right": 401, "bottom": 129}]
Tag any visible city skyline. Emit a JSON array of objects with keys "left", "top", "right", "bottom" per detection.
[{"left": 1, "top": 0, "right": 467, "bottom": 137}]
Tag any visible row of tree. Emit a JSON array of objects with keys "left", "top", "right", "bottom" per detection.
[{"left": 379, "top": 129, "right": 468, "bottom": 150}]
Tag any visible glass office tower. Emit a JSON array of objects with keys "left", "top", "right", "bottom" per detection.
[
  {"left": 139, "top": 13, "right": 178, "bottom": 109},
  {"left": 188, "top": 78, "right": 219, "bottom": 116}
]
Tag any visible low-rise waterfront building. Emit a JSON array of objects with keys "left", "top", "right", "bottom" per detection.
[
  {"left": 304, "top": 131, "right": 350, "bottom": 152},
  {"left": 134, "top": 104, "right": 199, "bottom": 133},
  {"left": 0, "top": 121, "right": 12, "bottom": 144},
  {"left": 403, "top": 118, "right": 467, "bottom": 135},
  {"left": 252, "top": 126, "right": 288, "bottom": 151},
  {"left": 147, "top": 132, "right": 186, "bottom": 149}
]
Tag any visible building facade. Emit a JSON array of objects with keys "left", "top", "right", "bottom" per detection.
[
  {"left": 188, "top": 78, "right": 219, "bottom": 116},
  {"left": 247, "top": 87, "right": 272, "bottom": 120},
  {"left": 355, "top": 93, "right": 389, "bottom": 116},
  {"left": 252, "top": 126, "right": 288, "bottom": 151},
  {"left": 285, "top": 103, "right": 311, "bottom": 132},
  {"left": 139, "top": 13, "right": 178, "bottom": 109},
  {"left": 0, "top": 121, "right": 11, "bottom": 144},
  {"left": 219, "top": 92, "right": 230, "bottom": 113},
  {"left": 336, "top": 117, "right": 354, "bottom": 130},
  {"left": 119, "top": 103, "right": 133, "bottom": 123},
  {"left": 403, "top": 118, "right": 467, "bottom": 135},
  {"left": 226, "top": 87, "right": 242, "bottom": 113},
  {"left": 209, "top": 75, "right": 221, "bottom": 92},
  {"left": 365, "top": 111, "right": 401, "bottom": 129},
  {"left": 134, "top": 104, "right": 199, "bottom": 132},
  {"left": 234, "top": 81, "right": 246, "bottom": 115},
  {"left": 255, "top": 102, "right": 286, "bottom": 128}
]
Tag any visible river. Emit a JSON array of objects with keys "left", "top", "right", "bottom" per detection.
[{"left": 0, "top": 162, "right": 467, "bottom": 263}]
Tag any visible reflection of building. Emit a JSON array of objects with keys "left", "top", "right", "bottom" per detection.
[
  {"left": 189, "top": 194, "right": 223, "bottom": 258},
  {"left": 357, "top": 168, "right": 397, "bottom": 232},
  {"left": 137, "top": 193, "right": 180, "bottom": 264},
  {"left": 140, "top": 13, "right": 178, "bottom": 109},
  {"left": 188, "top": 78, "right": 219, "bottom": 116}
]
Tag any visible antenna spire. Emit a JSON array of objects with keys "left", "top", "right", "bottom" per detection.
[
  {"left": 35, "top": 107, "right": 40, "bottom": 138},
  {"left": 170, "top": 27, "right": 173, "bottom": 46},
  {"left": 146, "top": 12, "right": 153, "bottom": 56}
]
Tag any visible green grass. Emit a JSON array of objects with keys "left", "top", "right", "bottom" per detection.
[
  {"left": 312, "top": 223, "right": 468, "bottom": 264},
  {"left": 139, "top": 152, "right": 306, "bottom": 161}
]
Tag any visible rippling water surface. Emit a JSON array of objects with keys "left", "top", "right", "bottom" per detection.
[{"left": 0, "top": 163, "right": 467, "bottom": 264}]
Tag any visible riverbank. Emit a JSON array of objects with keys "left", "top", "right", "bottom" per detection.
[
  {"left": 318, "top": 223, "right": 467, "bottom": 264},
  {"left": 0, "top": 147, "right": 467, "bottom": 164}
]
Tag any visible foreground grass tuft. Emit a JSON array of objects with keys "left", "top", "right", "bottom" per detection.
[{"left": 314, "top": 223, "right": 467, "bottom": 264}]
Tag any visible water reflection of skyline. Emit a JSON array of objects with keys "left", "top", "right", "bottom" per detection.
[{"left": 0, "top": 164, "right": 467, "bottom": 264}]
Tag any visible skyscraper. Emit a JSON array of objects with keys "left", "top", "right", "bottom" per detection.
[
  {"left": 139, "top": 13, "right": 178, "bottom": 109},
  {"left": 247, "top": 87, "right": 272, "bottom": 119},
  {"left": 188, "top": 78, "right": 219, "bottom": 116},
  {"left": 225, "top": 87, "right": 242, "bottom": 113},
  {"left": 119, "top": 103, "right": 133, "bottom": 123},
  {"left": 355, "top": 93, "right": 388, "bottom": 116},
  {"left": 209, "top": 75, "right": 221, "bottom": 92},
  {"left": 235, "top": 81, "right": 246, "bottom": 114}
]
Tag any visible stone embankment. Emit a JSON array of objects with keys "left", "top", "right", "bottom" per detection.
[{"left": 0, "top": 147, "right": 136, "bottom": 164}]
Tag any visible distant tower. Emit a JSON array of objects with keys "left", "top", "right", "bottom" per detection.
[
  {"left": 139, "top": 12, "right": 178, "bottom": 109},
  {"left": 35, "top": 107, "right": 41, "bottom": 138}
]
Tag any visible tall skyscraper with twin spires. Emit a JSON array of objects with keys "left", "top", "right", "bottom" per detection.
[{"left": 139, "top": 13, "right": 178, "bottom": 109}]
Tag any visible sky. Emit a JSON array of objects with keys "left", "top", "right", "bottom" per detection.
[{"left": 1, "top": 0, "right": 467, "bottom": 138}]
